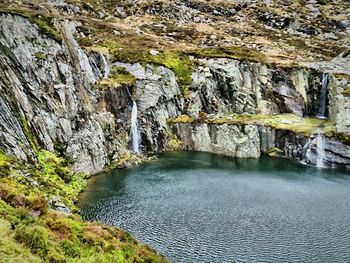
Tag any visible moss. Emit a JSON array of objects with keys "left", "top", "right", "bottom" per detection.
[
  {"left": 169, "top": 114, "right": 195, "bottom": 123},
  {"left": 0, "top": 10, "right": 63, "bottom": 43},
  {"left": 186, "top": 46, "right": 266, "bottom": 63},
  {"left": 37, "top": 150, "right": 72, "bottom": 182},
  {"left": 19, "top": 113, "right": 39, "bottom": 154},
  {"left": 110, "top": 48, "right": 193, "bottom": 94},
  {"left": 267, "top": 148, "right": 283, "bottom": 157},
  {"left": 60, "top": 239, "right": 82, "bottom": 258},
  {"left": 95, "top": 66, "right": 136, "bottom": 89},
  {"left": 341, "top": 87, "right": 350, "bottom": 97},
  {"left": 151, "top": 52, "right": 193, "bottom": 93},
  {"left": 29, "top": 15, "right": 63, "bottom": 43},
  {"left": 0, "top": 152, "right": 13, "bottom": 176},
  {"left": 34, "top": 52, "right": 47, "bottom": 60},
  {"left": 166, "top": 135, "right": 182, "bottom": 151},
  {"left": 169, "top": 113, "right": 335, "bottom": 137}
]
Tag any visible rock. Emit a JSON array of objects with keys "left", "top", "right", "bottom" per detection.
[
  {"left": 150, "top": 49, "right": 160, "bottom": 56},
  {"left": 267, "top": 148, "right": 283, "bottom": 157},
  {"left": 115, "top": 6, "right": 127, "bottom": 18},
  {"left": 172, "top": 123, "right": 261, "bottom": 158},
  {"left": 113, "top": 30, "right": 121, "bottom": 36},
  {"left": 305, "top": 137, "right": 350, "bottom": 169},
  {"left": 0, "top": 14, "right": 112, "bottom": 175},
  {"left": 48, "top": 196, "right": 71, "bottom": 213}
]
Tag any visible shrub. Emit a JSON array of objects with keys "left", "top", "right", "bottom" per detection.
[
  {"left": 14, "top": 225, "right": 49, "bottom": 256},
  {"left": 47, "top": 248, "right": 67, "bottom": 263},
  {"left": 28, "top": 197, "right": 48, "bottom": 216},
  {"left": 59, "top": 239, "right": 81, "bottom": 258}
]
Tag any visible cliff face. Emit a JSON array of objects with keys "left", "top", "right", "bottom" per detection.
[
  {"left": 0, "top": 0, "right": 350, "bottom": 173},
  {"left": 0, "top": 15, "right": 117, "bottom": 174}
]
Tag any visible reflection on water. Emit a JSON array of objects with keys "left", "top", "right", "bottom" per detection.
[{"left": 79, "top": 152, "right": 350, "bottom": 263}]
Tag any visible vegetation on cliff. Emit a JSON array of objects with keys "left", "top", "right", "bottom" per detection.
[{"left": 169, "top": 113, "right": 335, "bottom": 137}]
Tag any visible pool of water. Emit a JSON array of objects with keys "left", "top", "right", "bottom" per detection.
[{"left": 78, "top": 151, "right": 350, "bottom": 263}]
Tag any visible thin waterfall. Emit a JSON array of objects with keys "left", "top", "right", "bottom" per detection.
[
  {"left": 317, "top": 73, "right": 329, "bottom": 119},
  {"left": 131, "top": 101, "right": 140, "bottom": 154},
  {"left": 100, "top": 52, "right": 110, "bottom": 79},
  {"left": 316, "top": 130, "right": 325, "bottom": 168}
]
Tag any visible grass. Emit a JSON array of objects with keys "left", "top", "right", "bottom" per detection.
[
  {"left": 0, "top": 219, "right": 42, "bottom": 263},
  {"left": 185, "top": 46, "right": 266, "bottom": 63},
  {"left": 0, "top": 151, "right": 168, "bottom": 262},
  {"left": 169, "top": 113, "right": 335, "bottom": 137}
]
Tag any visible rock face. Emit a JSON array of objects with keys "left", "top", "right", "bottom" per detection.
[
  {"left": 329, "top": 75, "right": 350, "bottom": 135},
  {"left": 0, "top": 13, "right": 350, "bottom": 173},
  {"left": 0, "top": 14, "right": 114, "bottom": 174},
  {"left": 171, "top": 122, "right": 307, "bottom": 160},
  {"left": 115, "top": 62, "right": 184, "bottom": 153},
  {"left": 172, "top": 123, "right": 260, "bottom": 158},
  {"left": 187, "top": 59, "right": 327, "bottom": 118},
  {"left": 305, "top": 136, "right": 350, "bottom": 169}
]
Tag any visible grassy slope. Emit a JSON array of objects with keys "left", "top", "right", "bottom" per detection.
[{"left": 0, "top": 152, "right": 167, "bottom": 263}]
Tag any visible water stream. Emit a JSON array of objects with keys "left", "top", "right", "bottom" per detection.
[
  {"left": 100, "top": 52, "right": 110, "bottom": 79},
  {"left": 316, "top": 130, "right": 325, "bottom": 168},
  {"left": 317, "top": 73, "right": 329, "bottom": 119},
  {"left": 79, "top": 152, "right": 350, "bottom": 263},
  {"left": 131, "top": 101, "right": 140, "bottom": 154}
]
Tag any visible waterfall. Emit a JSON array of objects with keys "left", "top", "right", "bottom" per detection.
[
  {"left": 317, "top": 73, "right": 329, "bottom": 119},
  {"left": 100, "top": 52, "right": 110, "bottom": 79},
  {"left": 315, "top": 130, "right": 325, "bottom": 168},
  {"left": 131, "top": 101, "right": 140, "bottom": 154}
]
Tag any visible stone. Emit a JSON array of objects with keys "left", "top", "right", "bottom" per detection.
[
  {"left": 150, "top": 49, "right": 160, "bottom": 56},
  {"left": 48, "top": 196, "right": 71, "bottom": 213},
  {"left": 115, "top": 6, "right": 127, "bottom": 18}
]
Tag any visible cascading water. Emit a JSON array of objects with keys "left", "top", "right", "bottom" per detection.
[
  {"left": 100, "top": 52, "right": 110, "bottom": 79},
  {"left": 316, "top": 130, "right": 325, "bottom": 168},
  {"left": 131, "top": 101, "right": 141, "bottom": 154},
  {"left": 317, "top": 73, "right": 329, "bottom": 119}
]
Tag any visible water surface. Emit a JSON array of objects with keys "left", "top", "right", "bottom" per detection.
[{"left": 79, "top": 152, "right": 350, "bottom": 263}]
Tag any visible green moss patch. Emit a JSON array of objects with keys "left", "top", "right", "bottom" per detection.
[
  {"left": 95, "top": 66, "right": 136, "bottom": 89},
  {"left": 169, "top": 113, "right": 335, "bottom": 136},
  {"left": 0, "top": 10, "right": 63, "bottom": 43},
  {"left": 110, "top": 48, "right": 193, "bottom": 94},
  {"left": 34, "top": 52, "right": 47, "bottom": 60},
  {"left": 185, "top": 46, "right": 266, "bottom": 63}
]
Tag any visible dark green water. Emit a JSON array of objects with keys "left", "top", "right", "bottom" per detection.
[{"left": 79, "top": 151, "right": 350, "bottom": 263}]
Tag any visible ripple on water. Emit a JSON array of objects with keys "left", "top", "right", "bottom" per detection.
[{"left": 79, "top": 152, "right": 350, "bottom": 263}]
